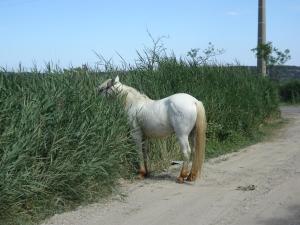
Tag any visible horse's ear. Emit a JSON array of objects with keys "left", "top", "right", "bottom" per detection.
[
  {"left": 114, "top": 75, "right": 120, "bottom": 83},
  {"left": 107, "top": 79, "right": 114, "bottom": 87}
]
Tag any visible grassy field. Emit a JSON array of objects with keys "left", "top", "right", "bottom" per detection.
[{"left": 0, "top": 60, "right": 279, "bottom": 224}]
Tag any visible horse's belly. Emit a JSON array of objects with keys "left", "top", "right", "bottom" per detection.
[
  {"left": 143, "top": 125, "right": 173, "bottom": 138},
  {"left": 141, "top": 117, "right": 173, "bottom": 138}
]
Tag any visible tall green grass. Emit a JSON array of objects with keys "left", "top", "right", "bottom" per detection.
[
  {"left": 0, "top": 60, "right": 279, "bottom": 224},
  {"left": 0, "top": 73, "right": 137, "bottom": 224}
]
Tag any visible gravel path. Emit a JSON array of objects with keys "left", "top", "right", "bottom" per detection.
[{"left": 41, "top": 106, "right": 300, "bottom": 225}]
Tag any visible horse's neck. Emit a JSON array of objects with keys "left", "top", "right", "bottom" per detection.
[{"left": 120, "top": 84, "right": 151, "bottom": 109}]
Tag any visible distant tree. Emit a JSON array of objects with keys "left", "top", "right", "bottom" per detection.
[
  {"left": 186, "top": 42, "right": 224, "bottom": 66},
  {"left": 252, "top": 42, "right": 291, "bottom": 75}
]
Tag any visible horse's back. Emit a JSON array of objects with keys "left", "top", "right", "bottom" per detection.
[{"left": 166, "top": 93, "right": 199, "bottom": 105}]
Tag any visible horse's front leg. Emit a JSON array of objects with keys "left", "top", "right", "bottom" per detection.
[{"left": 131, "top": 128, "right": 148, "bottom": 178}]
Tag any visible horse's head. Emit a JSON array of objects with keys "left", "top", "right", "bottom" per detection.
[{"left": 97, "top": 76, "right": 121, "bottom": 96}]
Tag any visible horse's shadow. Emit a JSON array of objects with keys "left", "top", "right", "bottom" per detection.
[
  {"left": 146, "top": 172, "right": 176, "bottom": 181},
  {"left": 144, "top": 171, "right": 195, "bottom": 186}
]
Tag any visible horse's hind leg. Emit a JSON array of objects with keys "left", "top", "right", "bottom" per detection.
[
  {"left": 141, "top": 139, "right": 149, "bottom": 177},
  {"left": 176, "top": 135, "right": 191, "bottom": 183}
]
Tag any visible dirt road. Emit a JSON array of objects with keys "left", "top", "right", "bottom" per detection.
[{"left": 42, "top": 106, "right": 300, "bottom": 225}]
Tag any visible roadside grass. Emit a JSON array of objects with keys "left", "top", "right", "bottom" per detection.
[
  {"left": 0, "top": 60, "right": 280, "bottom": 224},
  {"left": 0, "top": 73, "right": 138, "bottom": 225}
]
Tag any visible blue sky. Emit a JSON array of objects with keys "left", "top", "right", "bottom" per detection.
[{"left": 0, "top": 0, "right": 299, "bottom": 69}]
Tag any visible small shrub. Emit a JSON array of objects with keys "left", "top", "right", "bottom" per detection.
[{"left": 280, "top": 80, "right": 300, "bottom": 103}]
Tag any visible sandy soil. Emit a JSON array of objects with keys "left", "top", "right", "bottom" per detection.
[{"left": 41, "top": 106, "right": 300, "bottom": 225}]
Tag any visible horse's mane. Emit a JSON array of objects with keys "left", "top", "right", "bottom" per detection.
[{"left": 121, "top": 84, "right": 150, "bottom": 101}]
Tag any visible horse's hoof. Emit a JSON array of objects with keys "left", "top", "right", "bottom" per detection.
[
  {"left": 137, "top": 174, "right": 146, "bottom": 180},
  {"left": 138, "top": 167, "right": 148, "bottom": 179},
  {"left": 176, "top": 177, "right": 184, "bottom": 184},
  {"left": 180, "top": 170, "right": 189, "bottom": 179},
  {"left": 186, "top": 173, "right": 197, "bottom": 182}
]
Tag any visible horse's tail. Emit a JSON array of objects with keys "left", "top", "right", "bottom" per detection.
[{"left": 189, "top": 101, "right": 207, "bottom": 181}]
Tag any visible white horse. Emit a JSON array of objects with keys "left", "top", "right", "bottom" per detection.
[{"left": 97, "top": 76, "right": 206, "bottom": 183}]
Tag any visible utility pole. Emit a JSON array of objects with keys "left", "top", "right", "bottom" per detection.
[{"left": 257, "top": 0, "right": 267, "bottom": 76}]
